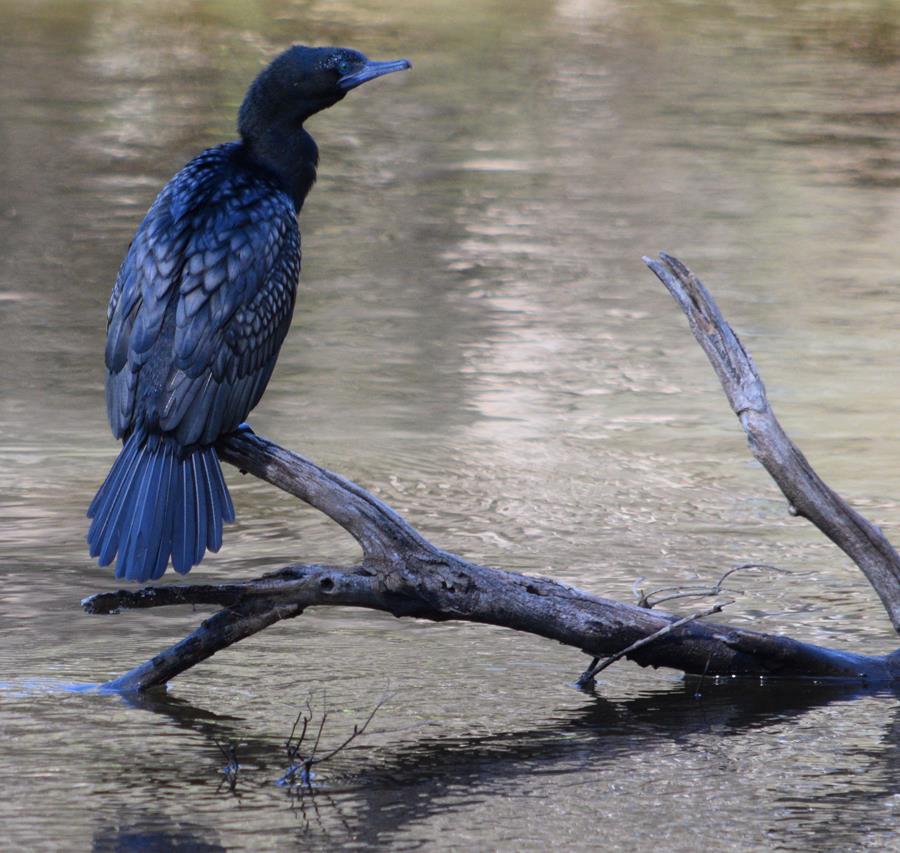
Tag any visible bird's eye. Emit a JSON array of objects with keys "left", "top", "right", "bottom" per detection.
[{"left": 336, "top": 59, "right": 353, "bottom": 76}]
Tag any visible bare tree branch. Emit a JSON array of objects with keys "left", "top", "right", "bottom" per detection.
[
  {"left": 644, "top": 252, "right": 900, "bottom": 631},
  {"left": 82, "top": 255, "right": 900, "bottom": 693},
  {"left": 86, "top": 556, "right": 900, "bottom": 692}
]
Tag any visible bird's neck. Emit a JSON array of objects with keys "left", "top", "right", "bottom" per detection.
[{"left": 242, "top": 125, "right": 318, "bottom": 211}]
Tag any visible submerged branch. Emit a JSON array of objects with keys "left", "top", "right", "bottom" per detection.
[{"left": 83, "top": 255, "right": 900, "bottom": 692}]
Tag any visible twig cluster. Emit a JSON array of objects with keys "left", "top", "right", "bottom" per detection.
[
  {"left": 209, "top": 695, "right": 387, "bottom": 796},
  {"left": 278, "top": 693, "right": 387, "bottom": 791}
]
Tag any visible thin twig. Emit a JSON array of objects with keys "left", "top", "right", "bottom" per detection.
[
  {"left": 285, "top": 696, "right": 313, "bottom": 762},
  {"left": 693, "top": 654, "right": 713, "bottom": 700},
  {"left": 639, "top": 563, "right": 789, "bottom": 609},
  {"left": 576, "top": 601, "right": 733, "bottom": 687},
  {"left": 213, "top": 737, "right": 240, "bottom": 793},
  {"left": 642, "top": 588, "right": 728, "bottom": 608},
  {"left": 632, "top": 577, "right": 647, "bottom": 606},
  {"left": 312, "top": 695, "right": 387, "bottom": 765},
  {"left": 311, "top": 708, "right": 327, "bottom": 761}
]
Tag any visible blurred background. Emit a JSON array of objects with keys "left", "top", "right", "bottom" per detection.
[{"left": 1, "top": 1, "right": 899, "bottom": 849}]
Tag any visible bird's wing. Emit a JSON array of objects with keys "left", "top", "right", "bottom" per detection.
[
  {"left": 160, "top": 187, "right": 300, "bottom": 446},
  {"left": 104, "top": 151, "right": 300, "bottom": 446},
  {"left": 104, "top": 178, "right": 193, "bottom": 439}
]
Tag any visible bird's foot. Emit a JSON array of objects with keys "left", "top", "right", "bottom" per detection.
[{"left": 232, "top": 422, "right": 255, "bottom": 437}]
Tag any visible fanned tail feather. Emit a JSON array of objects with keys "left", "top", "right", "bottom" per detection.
[{"left": 87, "top": 432, "right": 235, "bottom": 582}]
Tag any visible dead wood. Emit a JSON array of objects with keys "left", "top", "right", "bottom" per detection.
[
  {"left": 83, "top": 255, "right": 900, "bottom": 692},
  {"left": 644, "top": 253, "right": 900, "bottom": 631},
  {"left": 576, "top": 601, "right": 733, "bottom": 688}
]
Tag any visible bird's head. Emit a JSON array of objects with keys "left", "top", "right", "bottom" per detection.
[{"left": 238, "top": 44, "right": 411, "bottom": 138}]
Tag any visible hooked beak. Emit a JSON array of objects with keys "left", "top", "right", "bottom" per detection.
[{"left": 338, "top": 58, "right": 411, "bottom": 92}]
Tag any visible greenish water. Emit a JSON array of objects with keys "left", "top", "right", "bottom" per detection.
[{"left": 1, "top": 0, "right": 899, "bottom": 849}]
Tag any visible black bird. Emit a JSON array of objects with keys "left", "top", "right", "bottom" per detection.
[{"left": 87, "top": 45, "right": 410, "bottom": 582}]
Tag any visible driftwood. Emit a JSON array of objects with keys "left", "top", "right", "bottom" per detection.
[{"left": 83, "top": 254, "right": 900, "bottom": 692}]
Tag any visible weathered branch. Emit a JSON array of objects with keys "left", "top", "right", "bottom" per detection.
[
  {"left": 87, "top": 558, "right": 900, "bottom": 692},
  {"left": 576, "top": 601, "right": 733, "bottom": 687},
  {"left": 215, "top": 431, "right": 437, "bottom": 562},
  {"left": 83, "top": 255, "right": 900, "bottom": 692},
  {"left": 99, "top": 592, "right": 305, "bottom": 692},
  {"left": 644, "top": 253, "right": 900, "bottom": 631}
]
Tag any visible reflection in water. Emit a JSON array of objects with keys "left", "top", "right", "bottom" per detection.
[
  {"left": 2, "top": 0, "right": 900, "bottom": 849},
  {"left": 93, "top": 813, "right": 226, "bottom": 853},
  {"left": 80, "top": 681, "right": 900, "bottom": 850}
]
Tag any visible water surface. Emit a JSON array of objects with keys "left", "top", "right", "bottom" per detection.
[{"left": 2, "top": 0, "right": 900, "bottom": 849}]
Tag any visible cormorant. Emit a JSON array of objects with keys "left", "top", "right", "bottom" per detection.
[{"left": 86, "top": 45, "right": 410, "bottom": 582}]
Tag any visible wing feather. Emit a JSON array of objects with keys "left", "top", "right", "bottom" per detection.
[{"left": 103, "top": 143, "right": 300, "bottom": 446}]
